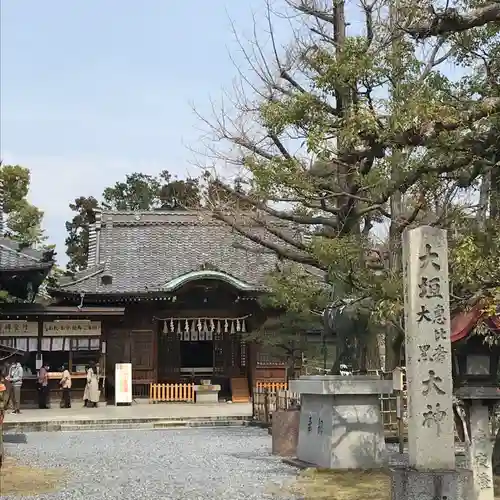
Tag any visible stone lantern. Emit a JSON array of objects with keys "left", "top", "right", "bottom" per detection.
[{"left": 452, "top": 326, "right": 500, "bottom": 500}]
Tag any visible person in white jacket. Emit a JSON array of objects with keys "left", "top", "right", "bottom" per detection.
[{"left": 6, "top": 357, "right": 23, "bottom": 414}]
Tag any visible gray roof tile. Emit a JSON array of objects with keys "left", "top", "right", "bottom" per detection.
[
  {"left": 0, "top": 237, "right": 52, "bottom": 270},
  {"left": 59, "top": 211, "right": 280, "bottom": 294}
]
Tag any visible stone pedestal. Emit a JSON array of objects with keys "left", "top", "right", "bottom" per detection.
[
  {"left": 194, "top": 384, "right": 221, "bottom": 404},
  {"left": 391, "top": 468, "right": 473, "bottom": 500},
  {"left": 272, "top": 409, "right": 300, "bottom": 457},
  {"left": 290, "top": 376, "right": 393, "bottom": 469}
]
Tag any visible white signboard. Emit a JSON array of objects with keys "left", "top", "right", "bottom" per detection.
[
  {"left": 0, "top": 321, "right": 38, "bottom": 336},
  {"left": 115, "top": 363, "right": 132, "bottom": 404},
  {"left": 43, "top": 321, "right": 101, "bottom": 336}
]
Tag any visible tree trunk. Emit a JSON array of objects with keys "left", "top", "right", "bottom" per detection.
[{"left": 385, "top": 1, "right": 404, "bottom": 372}]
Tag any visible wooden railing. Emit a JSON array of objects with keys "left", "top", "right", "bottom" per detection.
[
  {"left": 255, "top": 381, "right": 287, "bottom": 392},
  {"left": 149, "top": 383, "right": 195, "bottom": 403},
  {"left": 253, "top": 387, "right": 298, "bottom": 423},
  {"left": 132, "top": 381, "right": 151, "bottom": 399}
]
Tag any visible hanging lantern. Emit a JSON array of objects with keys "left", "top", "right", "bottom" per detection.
[
  {"left": 236, "top": 319, "right": 241, "bottom": 332},
  {"left": 241, "top": 319, "right": 246, "bottom": 333},
  {"left": 169, "top": 318, "right": 174, "bottom": 332},
  {"left": 224, "top": 319, "right": 229, "bottom": 332},
  {"left": 163, "top": 321, "right": 168, "bottom": 334}
]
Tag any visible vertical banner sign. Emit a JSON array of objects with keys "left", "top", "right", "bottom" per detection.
[{"left": 115, "top": 363, "right": 132, "bottom": 404}]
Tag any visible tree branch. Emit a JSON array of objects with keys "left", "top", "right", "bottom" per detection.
[
  {"left": 212, "top": 211, "right": 326, "bottom": 269},
  {"left": 407, "top": 2, "right": 500, "bottom": 38}
]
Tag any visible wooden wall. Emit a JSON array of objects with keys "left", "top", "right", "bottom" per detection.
[{"left": 104, "top": 304, "right": 157, "bottom": 387}]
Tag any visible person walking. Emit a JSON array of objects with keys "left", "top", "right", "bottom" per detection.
[
  {"left": 37, "top": 362, "right": 50, "bottom": 409},
  {"left": 60, "top": 364, "right": 72, "bottom": 408},
  {"left": 6, "top": 357, "right": 23, "bottom": 414},
  {"left": 83, "top": 362, "right": 99, "bottom": 408}
]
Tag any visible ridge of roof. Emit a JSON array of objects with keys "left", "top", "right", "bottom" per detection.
[
  {"left": 58, "top": 264, "right": 106, "bottom": 289},
  {"left": 98, "top": 210, "right": 291, "bottom": 227}
]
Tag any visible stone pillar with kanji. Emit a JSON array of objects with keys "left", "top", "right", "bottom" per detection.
[
  {"left": 403, "top": 226, "right": 456, "bottom": 469},
  {"left": 391, "top": 226, "right": 472, "bottom": 500}
]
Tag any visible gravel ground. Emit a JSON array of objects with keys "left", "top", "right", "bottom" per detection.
[
  {"left": 2, "top": 427, "right": 299, "bottom": 500},
  {"left": 2, "top": 428, "right": 469, "bottom": 500}
]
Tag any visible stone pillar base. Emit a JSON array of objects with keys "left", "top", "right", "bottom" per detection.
[
  {"left": 390, "top": 467, "right": 473, "bottom": 500},
  {"left": 272, "top": 409, "right": 300, "bottom": 457}
]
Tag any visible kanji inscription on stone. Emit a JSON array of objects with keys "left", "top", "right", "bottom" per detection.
[
  {"left": 419, "top": 243, "right": 441, "bottom": 270},
  {"left": 477, "top": 472, "right": 493, "bottom": 490},
  {"left": 468, "top": 403, "right": 495, "bottom": 500},
  {"left": 422, "top": 403, "right": 447, "bottom": 436},
  {"left": 417, "top": 344, "right": 447, "bottom": 363},
  {"left": 419, "top": 277, "right": 443, "bottom": 299},
  {"left": 417, "top": 305, "right": 432, "bottom": 323},
  {"left": 402, "top": 226, "right": 455, "bottom": 470},
  {"left": 421, "top": 370, "right": 446, "bottom": 396},
  {"left": 317, "top": 417, "right": 324, "bottom": 435}
]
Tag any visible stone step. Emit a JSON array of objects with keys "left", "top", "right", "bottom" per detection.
[
  {"left": 153, "top": 420, "right": 248, "bottom": 429},
  {"left": 60, "top": 422, "right": 154, "bottom": 432},
  {"left": 2, "top": 416, "right": 251, "bottom": 433}
]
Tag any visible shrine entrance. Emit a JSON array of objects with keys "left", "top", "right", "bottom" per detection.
[
  {"left": 180, "top": 340, "right": 213, "bottom": 371},
  {"left": 157, "top": 316, "right": 249, "bottom": 398}
]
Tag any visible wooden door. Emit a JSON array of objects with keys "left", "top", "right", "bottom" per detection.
[
  {"left": 214, "top": 331, "right": 242, "bottom": 377},
  {"left": 130, "top": 330, "right": 155, "bottom": 383},
  {"left": 158, "top": 327, "right": 180, "bottom": 381},
  {"left": 213, "top": 329, "right": 226, "bottom": 375},
  {"left": 106, "top": 329, "right": 129, "bottom": 375}
]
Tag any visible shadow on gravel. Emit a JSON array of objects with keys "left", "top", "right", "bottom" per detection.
[
  {"left": 228, "top": 451, "right": 273, "bottom": 460},
  {"left": 2, "top": 433, "right": 27, "bottom": 444}
]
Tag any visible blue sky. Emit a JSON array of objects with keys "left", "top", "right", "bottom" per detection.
[{"left": 1, "top": 0, "right": 269, "bottom": 265}]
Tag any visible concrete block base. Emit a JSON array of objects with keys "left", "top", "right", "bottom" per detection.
[
  {"left": 390, "top": 467, "right": 473, "bottom": 500},
  {"left": 195, "top": 392, "right": 219, "bottom": 404}
]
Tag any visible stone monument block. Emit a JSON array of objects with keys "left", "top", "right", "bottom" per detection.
[
  {"left": 272, "top": 409, "right": 300, "bottom": 457},
  {"left": 290, "top": 376, "right": 393, "bottom": 469}
]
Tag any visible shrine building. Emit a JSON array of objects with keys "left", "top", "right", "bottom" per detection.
[{"left": 43, "top": 210, "right": 287, "bottom": 400}]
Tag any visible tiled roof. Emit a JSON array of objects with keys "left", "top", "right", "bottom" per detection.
[
  {"left": 0, "top": 237, "right": 52, "bottom": 270},
  {"left": 57, "top": 211, "right": 281, "bottom": 294}
]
